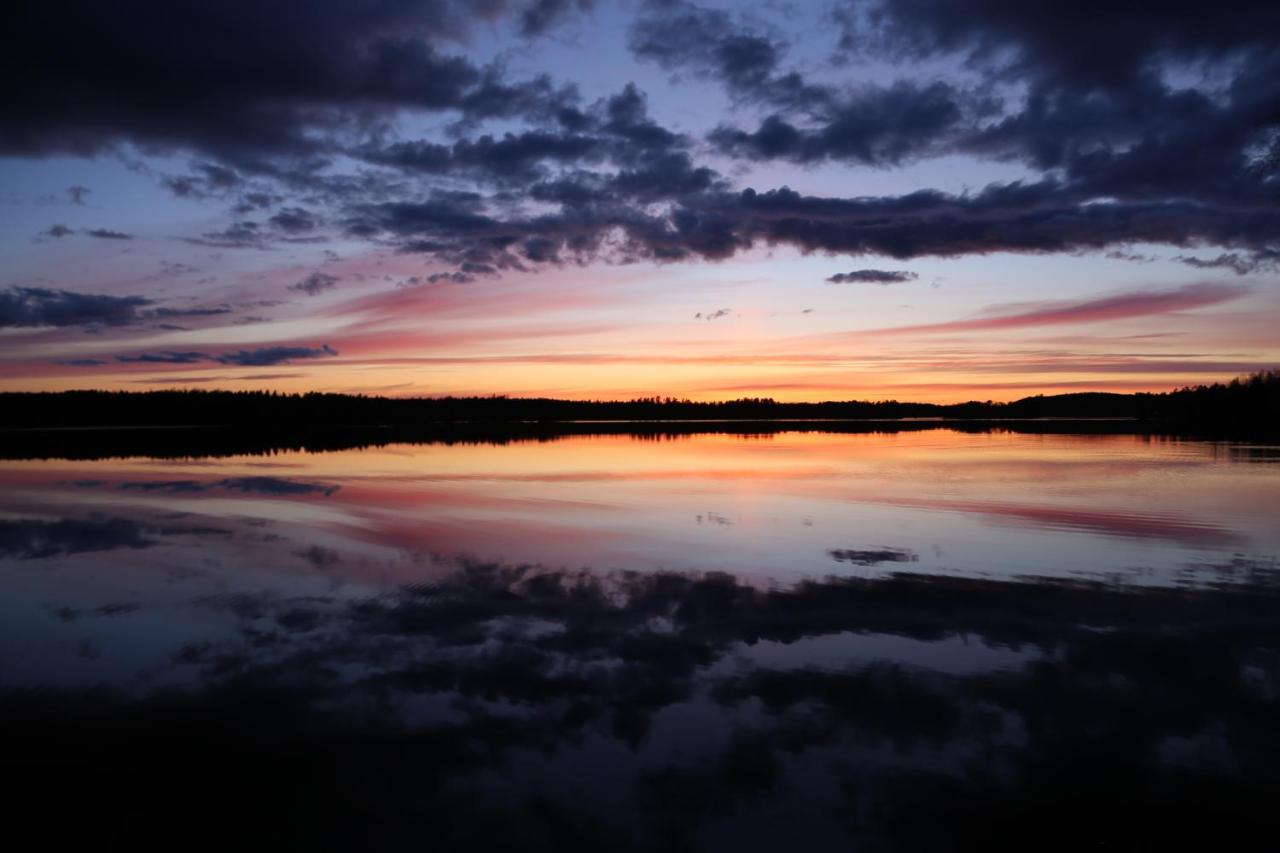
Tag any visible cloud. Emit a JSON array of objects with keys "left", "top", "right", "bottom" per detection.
[
  {"left": 1, "top": 1, "right": 583, "bottom": 165},
  {"left": 827, "top": 269, "right": 918, "bottom": 284},
  {"left": 36, "top": 224, "right": 134, "bottom": 240},
  {"left": 150, "top": 305, "right": 234, "bottom": 320},
  {"left": 85, "top": 228, "right": 134, "bottom": 240},
  {"left": 835, "top": 0, "right": 1280, "bottom": 207},
  {"left": 630, "top": 1, "right": 787, "bottom": 97},
  {"left": 709, "top": 83, "right": 969, "bottom": 166},
  {"left": 129, "top": 372, "right": 303, "bottom": 384},
  {"left": 215, "top": 344, "right": 338, "bottom": 366},
  {"left": 361, "top": 130, "right": 608, "bottom": 183},
  {"left": 3, "top": 0, "right": 1278, "bottom": 285},
  {"left": 868, "top": 283, "right": 1249, "bottom": 335},
  {"left": 186, "top": 221, "right": 267, "bottom": 249},
  {"left": 1176, "top": 252, "right": 1276, "bottom": 276},
  {"left": 116, "top": 351, "right": 210, "bottom": 364},
  {"left": 632, "top": 2, "right": 972, "bottom": 166},
  {"left": 289, "top": 272, "right": 340, "bottom": 296},
  {"left": 112, "top": 345, "right": 338, "bottom": 367},
  {"left": 351, "top": 177, "right": 1280, "bottom": 277},
  {"left": 0, "top": 287, "right": 152, "bottom": 328},
  {"left": 841, "top": 1, "right": 1280, "bottom": 92},
  {"left": 66, "top": 185, "right": 90, "bottom": 205},
  {"left": 519, "top": 0, "right": 594, "bottom": 37},
  {"left": 626, "top": 0, "right": 1280, "bottom": 256},
  {"left": 269, "top": 207, "right": 319, "bottom": 234},
  {"left": 893, "top": 497, "right": 1245, "bottom": 546}
]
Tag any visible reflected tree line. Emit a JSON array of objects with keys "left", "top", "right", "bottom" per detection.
[
  {"left": 5, "top": 560, "right": 1280, "bottom": 851},
  {"left": 0, "top": 419, "right": 1267, "bottom": 462}
]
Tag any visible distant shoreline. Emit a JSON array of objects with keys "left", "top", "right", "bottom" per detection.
[
  {"left": 1, "top": 372, "right": 1275, "bottom": 442},
  {"left": 0, "top": 415, "right": 1147, "bottom": 431}
]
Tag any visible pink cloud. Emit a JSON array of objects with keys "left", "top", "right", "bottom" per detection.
[{"left": 865, "top": 283, "right": 1250, "bottom": 336}]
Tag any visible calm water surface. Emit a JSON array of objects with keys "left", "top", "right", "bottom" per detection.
[{"left": 3, "top": 428, "right": 1279, "bottom": 850}]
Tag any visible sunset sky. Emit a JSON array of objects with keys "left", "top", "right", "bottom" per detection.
[{"left": 3, "top": 0, "right": 1277, "bottom": 402}]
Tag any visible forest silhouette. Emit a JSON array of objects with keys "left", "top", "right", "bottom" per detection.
[{"left": 4, "top": 371, "right": 1277, "bottom": 432}]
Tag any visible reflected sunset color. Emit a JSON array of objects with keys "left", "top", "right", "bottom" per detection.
[
  {"left": 3, "top": 427, "right": 1280, "bottom": 850},
  {"left": 6, "top": 428, "right": 1278, "bottom": 688}
]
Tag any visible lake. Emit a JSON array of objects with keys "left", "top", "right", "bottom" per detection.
[{"left": 3, "top": 425, "right": 1279, "bottom": 850}]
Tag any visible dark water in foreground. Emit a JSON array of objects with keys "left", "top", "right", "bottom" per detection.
[{"left": 3, "top": 427, "right": 1279, "bottom": 850}]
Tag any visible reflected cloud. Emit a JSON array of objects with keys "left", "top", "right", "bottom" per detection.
[
  {"left": 3, "top": 562, "right": 1279, "bottom": 849},
  {"left": 116, "top": 476, "right": 339, "bottom": 496},
  {"left": 829, "top": 547, "right": 919, "bottom": 566},
  {"left": 896, "top": 497, "right": 1246, "bottom": 546},
  {"left": 0, "top": 517, "right": 152, "bottom": 559}
]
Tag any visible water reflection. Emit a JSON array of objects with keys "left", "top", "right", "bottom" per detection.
[
  {"left": 0, "top": 516, "right": 153, "bottom": 559},
  {"left": 5, "top": 560, "right": 1280, "bottom": 850},
  {"left": 2, "top": 427, "right": 1279, "bottom": 849},
  {"left": 2, "top": 428, "right": 1276, "bottom": 584}
]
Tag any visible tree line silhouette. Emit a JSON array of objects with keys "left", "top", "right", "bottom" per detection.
[{"left": 2, "top": 370, "right": 1276, "bottom": 432}]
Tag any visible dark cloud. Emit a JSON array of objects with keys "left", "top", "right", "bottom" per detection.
[
  {"left": 1176, "top": 252, "right": 1276, "bottom": 276},
  {"left": 233, "top": 191, "right": 284, "bottom": 213},
  {"left": 215, "top": 344, "right": 338, "bottom": 366},
  {"left": 150, "top": 305, "right": 234, "bottom": 320},
  {"left": 66, "top": 185, "right": 90, "bottom": 205},
  {"left": 354, "top": 177, "right": 1280, "bottom": 274},
  {"left": 0, "top": 287, "right": 152, "bottom": 328},
  {"left": 518, "top": 0, "right": 594, "bottom": 37},
  {"left": 161, "top": 163, "right": 245, "bottom": 199},
  {"left": 709, "top": 82, "right": 968, "bottom": 166},
  {"left": 116, "top": 351, "right": 210, "bottom": 364},
  {"left": 37, "top": 224, "right": 135, "bottom": 241},
  {"left": 632, "top": 2, "right": 973, "bottom": 166},
  {"left": 289, "top": 272, "right": 340, "bottom": 296},
  {"left": 630, "top": 2, "right": 787, "bottom": 95},
  {"left": 623, "top": 0, "right": 1280, "bottom": 265},
  {"left": 1, "top": 1, "right": 585, "bottom": 168},
  {"left": 186, "top": 221, "right": 266, "bottom": 249},
  {"left": 113, "top": 345, "right": 338, "bottom": 367},
  {"left": 841, "top": 1, "right": 1280, "bottom": 91},
  {"left": 719, "top": 183, "right": 1280, "bottom": 260},
  {"left": 339, "top": 3, "right": 1279, "bottom": 279},
  {"left": 836, "top": 1, "right": 1280, "bottom": 206},
  {"left": 827, "top": 269, "right": 918, "bottom": 284},
  {"left": 4, "top": 0, "right": 1278, "bottom": 280},
  {"left": 357, "top": 80, "right": 696, "bottom": 195},
  {"left": 362, "top": 130, "right": 607, "bottom": 182},
  {"left": 268, "top": 207, "right": 319, "bottom": 233}
]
